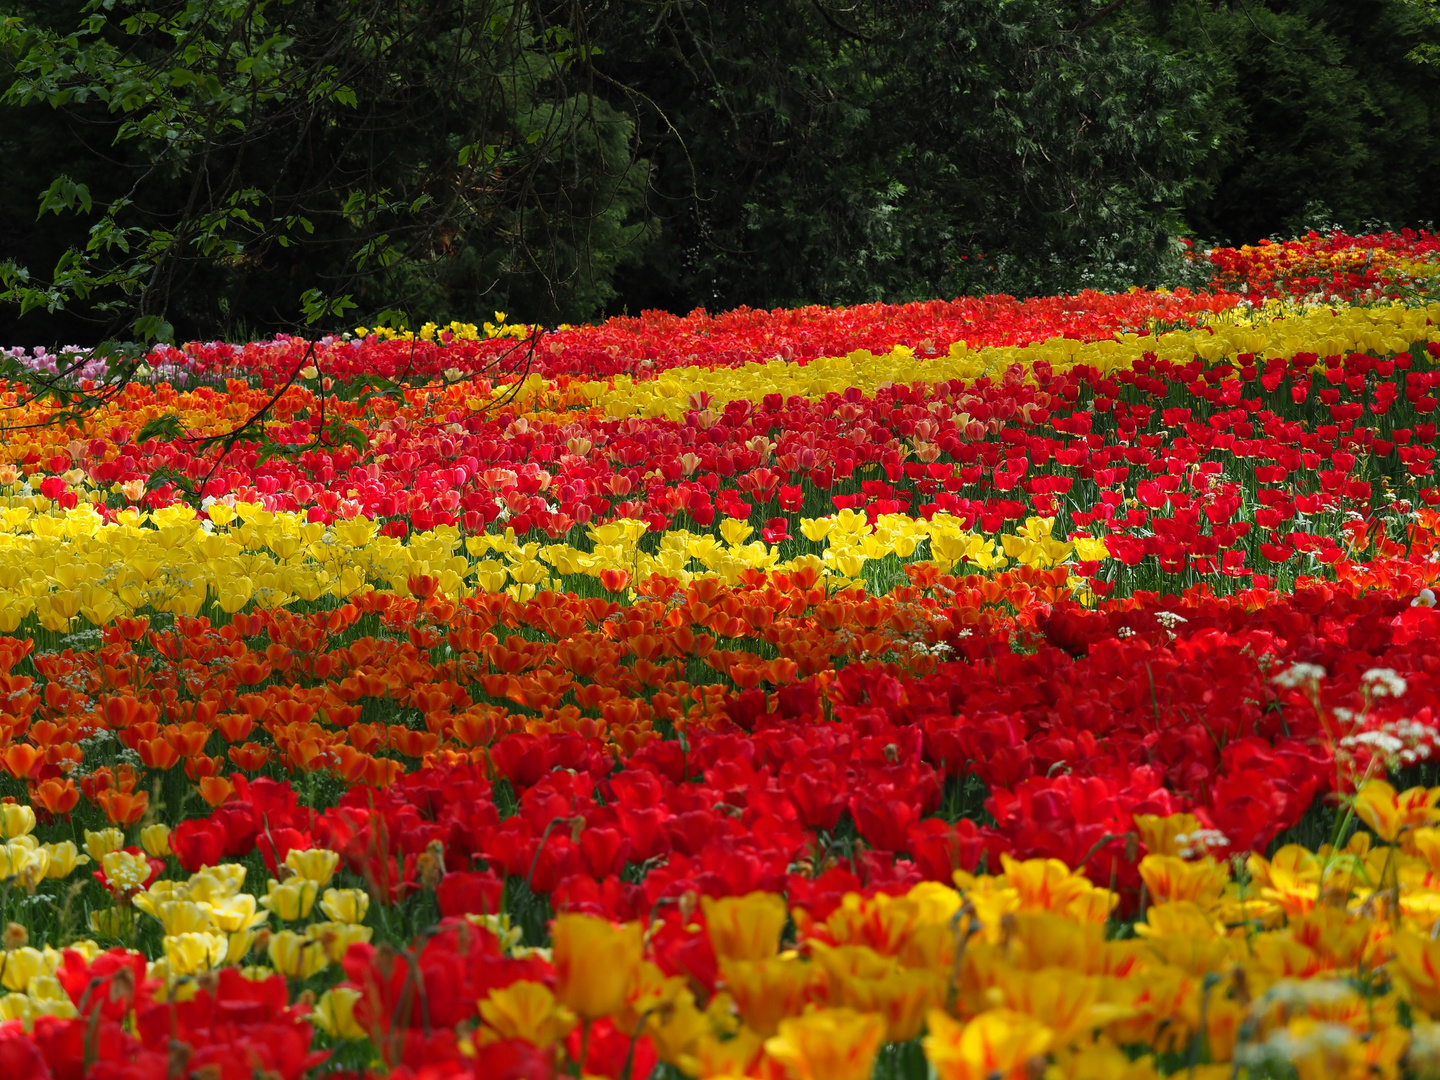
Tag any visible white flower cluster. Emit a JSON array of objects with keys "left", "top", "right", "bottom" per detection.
[
  {"left": 1338, "top": 718, "right": 1435, "bottom": 770},
  {"left": 1236, "top": 1016, "right": 1353, "bottom": 1072},
  {"left": 1361, "top": 667, "right": 1408, "bottom": 699},
  {"left": 1273, "top": 663, "right": 1326, "bottom": 689},
  {"left": 907, "top": 641, "right": 954, "bottom": 659},
  {"left": 1173, "top": 829, "right": 1230, "bottom": 859}
]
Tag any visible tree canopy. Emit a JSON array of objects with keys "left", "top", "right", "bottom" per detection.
[{"left": 1, "top": 0, "right": 1438, "bottom": 346}]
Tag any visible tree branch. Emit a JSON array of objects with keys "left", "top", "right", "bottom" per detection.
[{"left": 1074, "top": 0, "right": 1128, "bottom": 33}]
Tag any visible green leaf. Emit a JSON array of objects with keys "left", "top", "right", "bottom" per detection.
[
  {"left": 132, "top": 314, "right": 174, "bottom": 343},
  {"left": 36, "top": 176, "right": 92, "bottom": 217},
  {"left": 136, "top": 414, "right": 187, "bottom": 443}
]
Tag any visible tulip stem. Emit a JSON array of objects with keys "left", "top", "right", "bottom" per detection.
[{"left": 576, "top": 1017, "right": 591, "bottom": 1077}]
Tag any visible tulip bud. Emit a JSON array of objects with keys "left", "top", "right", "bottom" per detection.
[
  {"left": 306, "top": 920, "right": 372, "bottom": 964},
  {"left": 319, "top": 888, "right": 369, "bottom": 925},
  {"left": 26, "top": 975, "right": 75, "bottom": 1019},
  {"left": 89, "top": 909, "right": 126, "bottom": 937},
  {"left": 140, "top": 824, "right": 172, "bottom": 858},
  {"left": 163, "top": 932, "right": 227, "bottom": 975},
  {"left": 41, "top": 841, "right": 87, "bottom": 879},
  {"left": 152, "top": 900, "right": 211, "bottom": 937},
  {"left": 313, "top": 986, "right": 365, "bottom": 1039},
  {"left": 702, "top": 892, "right": 787, "bottom": 962},
  {"left": 416, "top": 852, "right": 442, "bottom": 891},
  {"left": 268, "top": 929, "right": 328, "bottom": 979},
  {"left": 223, "top": 930, "right": 258, "bottom": 965},
  {"left": 205, "top": 893, "right": 266, "bottom": 934},
  {"left": 84, "top": 828, "right": 124, "bottom": 865},
  {"left": 2, "top": 923, "right": 26, "bottom": 952},
  {"left": 283, "top": 847, "right": 340, "bottom": 888},
  {"left": 261, "top": 878, "right": 319, "bottom": 921},
  {"left": 0, "top": 804, "right": 35, "bottom": 841},
  {"left": 551, "top": 914, "right": 643, "bottom": 1020},
  {"left": 1, "top": 946, "right": 47, "bottom": 992}
]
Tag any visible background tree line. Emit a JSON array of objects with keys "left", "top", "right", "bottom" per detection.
[{"left": 1, "top": 0, "right": 1438, "bottom": 347}]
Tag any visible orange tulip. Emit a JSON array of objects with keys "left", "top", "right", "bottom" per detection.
[
  {"left": 96, "top": 788, "right": 149, "bottom": 826},
  {"left": 30, "top": 777, "right": 79, "bottom": 816},
  {"left": 165, "top": 723, "right": 210, "bottom": 757},
  {"left": 599, "top": 569, "right": 631, "bottom": 593},
  {"left": 136, "top": 737, "right": 181, "bottom": 771},
  {"left": 110, "top": 616, "right": 149, "bottom": 642},
  {"left": 198, "top": 776, "right": 235, "bottom": 808},
  {"left": 232, "top": 658, "right": 271, "bottom": 685},
  {"left": 1, "top": 744, "right": 43, "bottom": 779},
  {"left": 185, "top": 753, "right": 223, "bottom": 782},
  {"left": 215, "top": 713, "right": 255, "bottom": 742},
  {"left": 228, "top": 743, "right": 272, "bottom": 771}
]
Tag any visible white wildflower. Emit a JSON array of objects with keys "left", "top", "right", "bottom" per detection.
[
  {"left": 1273, "top": 663, "right": 1325, "bottom": 689},
  {"left": 1361, "top": 667, "right": 1407, "bottom": 699}
]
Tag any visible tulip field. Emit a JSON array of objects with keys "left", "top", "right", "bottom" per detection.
[{"left": 4, "top": 231, "right": 1440, "bottom": 1078}]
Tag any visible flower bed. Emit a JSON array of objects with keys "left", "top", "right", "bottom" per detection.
[{"left": 0, "top": 232, "right": 1438, "bottom": 1077}]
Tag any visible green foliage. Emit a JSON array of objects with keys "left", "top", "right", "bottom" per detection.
[
  {"left": 1135, "top": 0, "right": 1440, "bottom": 244},
  {"left": 594, "top": 0, "right": 1225, "bottom": 308},
  {"left": 3, "top": 0, "right": 1440, "bottom": 344},
  {"left": 0, "top": 0, "right": 657, "bottom": 343}
]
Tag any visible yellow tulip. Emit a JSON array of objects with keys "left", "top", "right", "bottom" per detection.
[
  {"left": 267, "top": 930, "right": 328, "bottom": 979},
  {"left": 283, "top": 848, "right": 340, "bottom": 887},
  {"left": 1391, "top": 931, "right": 1440, "bottom": 1017},
  {"left": 702, "top": 892, "right": 787, "bottom": 962},
  {"left": 305, "top": 921, "right": 372, "bottom": 964},
  {"left": 319, "top": 887, "right": 369, "bottom": 924},
  {"left": 841, "top": 967, "right": 945, "bottom": 1044},
  {"left": 187, "top": 864, "right": 247, "bottom": 903},
  {"left": 550, "top": 914, "right": 643, "bottom": 1020},
  {"left": 719, "top": 957, "right": 819, "bottom": 1037},
  {"left": 41, "top": 841, "right": 87, "bottom": 879},
  {"left": 163, "top": 932, "right": 228, "bottom": 975},
  {"left": 0, "top": 805, "right": 35, "bottom": 841},
  {"left": 1352, "top": 780, "right": 1440, "bottom": 843},
  {"left": 312, "top": 986, "right": 365, "bottom": 1039},
  {"left": 205, "top": 893, "right": 267, "bottom": 934},
  {"left": 149, "top": 900, "right": 212, "bottom": 937},
  {"left": 223, "top": 930, "right": 258, "bottom": 965},
  {"left": 1137, "top": 855, "right": 1229, "bottom": 907},
  {"left": 140, "top": 824, "right": 172, "bottom": 858},
  {"left": 0, "top": 993, "right": 33, "bottom": 1024},
  {"left": 988, "top": 967, "right": 1134, "bottom": 1046},
  {"left": 478, "top": 979, "right": 577, "bottom": 1048},
  {"left": 647, "top": 989, "right": 713, "bottom": 1064},
  {"left": 101, "top": 850, "right": 152, "bottom": 892},
  {"left": 0, "top": 947, "right": 48, "bottom": 993},
  {"left": 923, "top": 1009, "right": 1054, "bottom": 1080},
  {"left": 84, "top": 828, "right": 124, "bottom": 865},
  {"left": 0, "top": 842, "right": 47, "bottom": 889},
  {"left": 1002, "top": 855, "right": 1114, "bottom": 922},
  {"left": 261, "top": 877, "right": 319, "bottom": 921},
  {"left": 1133, "top": 813, "right": 1206, "bottom": 859},
  {"left": 763, "top": 1007, "right": 887, "bottom": 1080},
  {"left": 25, "top": 975, "right": 77, "bottom": 1019}
]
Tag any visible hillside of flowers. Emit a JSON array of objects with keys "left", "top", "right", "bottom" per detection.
[{"left": 1, "top": 231, "right": 1440, "bottom": 1077}]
